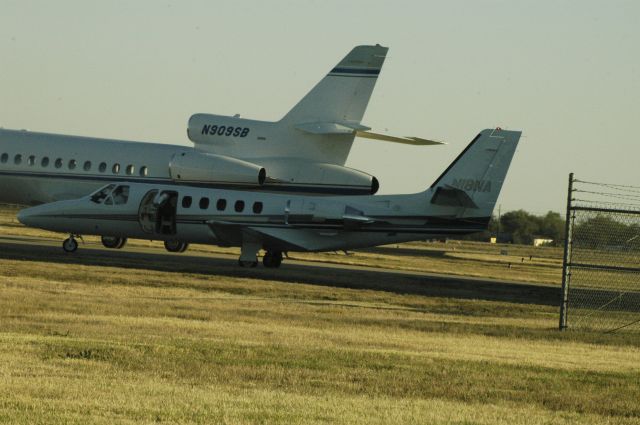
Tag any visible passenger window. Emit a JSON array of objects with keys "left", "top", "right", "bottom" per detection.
[
  {"left": 27, "top": 155, "right": 36, "bottom": 166},
  {"left": 68, "top": 159, "right": 77, "bottom": 170},
  {"left": 216, "top": 199, "right": 227, "bottom": 211},
  {"left": 253, "top": 201, "right": 263, "bottom": 214},
  {"left": 112, "top": 163, "right": 120, "bottom": 174},
  {"left": 140, "top": 166, "right": 148, "bottom": 177},
  {"left": 0, "top": 153, "right": 7, "bottom": 163},
  {"left": 182, "top": 196, "right": 192, "bottom": 208},
  {"left": 126, "top": 165, "right": 135, "bottom": 175},
  {"left": 235, "top": 200, "right": 245, "bottom": 213},
  {"left": 84, "top": 161, "right": 91, "bottom": 171},
  {"left": 199, "top": 197, "right": 210, "bottom": 209},
  {"left": 14, "top": 154, "right": 22, "bottom": 165},
  {"left": 99, "top": 162, "right": 107, "bottom": 173},
  {"left": 41, "top": 157, "right": 49, "bottom": 167},
  {"left": 55, "top": 158, "right": 63, "bottom": 168},
  {"left": 112, "top": 185, "right": 130, "bottom": 205}
]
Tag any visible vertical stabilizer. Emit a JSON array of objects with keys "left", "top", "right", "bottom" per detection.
[
  {"left": 428, "top": 129, "right": 521, "bottom": 218},
  {"left": 281, "top": 45, "right": 388, "bottom": 125}
]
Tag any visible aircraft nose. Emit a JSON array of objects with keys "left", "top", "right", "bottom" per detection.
[
  {"left": 17, "top": 207, "right": 35, "bottom": 226},
  {"left": 17, "top": 205, "right": 45, "bottom": 227}
]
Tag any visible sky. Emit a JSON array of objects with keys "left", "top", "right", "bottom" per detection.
[{"left": 1, "top": 0, "right": 638, "bottom": 214}]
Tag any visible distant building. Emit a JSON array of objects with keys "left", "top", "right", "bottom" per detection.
[{"left": 533, "top": 238, "right": 553, "bottom": 247}]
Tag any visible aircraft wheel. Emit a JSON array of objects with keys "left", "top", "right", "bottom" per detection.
[
  {"left": 102, "top": 236, "right": 127, "bottom": 249},
  {"left": 238, "top": 260, "right": 258, "bottom": 268},
  {"left": 62, "top": 237, "right": 78, "bottom": 253},
  {"left": 263, "top": 251, "right": 283, "bottom": 268},
  {"left": 164, "top": 240, "right": 188, "bottom": 253}
]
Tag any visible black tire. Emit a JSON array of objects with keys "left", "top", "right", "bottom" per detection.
[
  {"left": 238, "top": 260, "right": 258, "bottom": 268},
  {"left": 263, "top": 251, "right": 283, "bottom": 268},
  {"left": 101, "top": 236, "right": 126, "bottom": 249},
  {"left": 116, "top": 238, "right": 127, "bottom": 249},
  {"left": 62, "top": 237, "right": 78, "bottom": 253},
  {"left": 164, "top": 240, "right": 187, "bottom": 253}
]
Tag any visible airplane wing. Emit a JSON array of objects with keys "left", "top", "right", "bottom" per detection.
[{"left": 208, "top": 209, "right": 377, "bottom": 251}]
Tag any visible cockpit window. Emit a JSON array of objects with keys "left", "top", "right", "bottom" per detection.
[
  {"left": 90, "top": 184, "right": 130, "bottom": 205},
  {"left": 90, "top": 184, "right": 116, "bottom": 204},
  {"left": 111, "top": 185, "right": 130, "bottom": 205}
]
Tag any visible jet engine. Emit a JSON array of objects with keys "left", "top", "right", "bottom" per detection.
[
  {"left": 264, "top": 160, "right": 379, "bottom": 195},
  {"left": 169, "top": 152, "right": 266, "bottom": 186}
]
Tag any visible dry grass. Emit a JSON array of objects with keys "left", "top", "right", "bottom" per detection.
[{"left": 1, "top": 205, "right": 639, "bottom": 424}]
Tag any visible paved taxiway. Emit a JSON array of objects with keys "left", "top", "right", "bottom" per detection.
[{"left": 0, "top": 235, "right": 560, "bottom": 306}]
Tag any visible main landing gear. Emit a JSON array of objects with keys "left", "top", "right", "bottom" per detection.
[
  {"left": 238, "top": 251, "right": 283, "bottom": 268},
  {"left": 101, "top": 236, "right": 127, "bottom": 249},
  {"left": 237, "top": 243, "right": 284, "bottom": 268},
  {"left": 164, "top": 240, "right": 189, "bottom": 253},
  {"left": 262, "top": 251, "right": 283, "bottom": 268}
]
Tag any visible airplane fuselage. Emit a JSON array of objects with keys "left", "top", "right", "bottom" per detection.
[
  {"left": 0, "top": 128, "right": 376, "bottom": 207},
  {"left": 17, "top": 181, "right": 488, "bottom": 253}
]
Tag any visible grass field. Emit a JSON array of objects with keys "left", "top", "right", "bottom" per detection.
[{"left": 1, "top": 205, "right": 639, "bottom": 424}]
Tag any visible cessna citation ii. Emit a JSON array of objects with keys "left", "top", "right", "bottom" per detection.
[
  {"left": 17, "top": 128, "right": 520, "bottom": 267},
  {"left": 0, "top": 44, "right": 441, "bottom": 214}
]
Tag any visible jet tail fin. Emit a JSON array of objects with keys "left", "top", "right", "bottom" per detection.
[
  {"left": 427, "top": 128, "right": 521, "bottom": 218},
  {"left": 281, "top": 45, "right": 388, "bottom": 124}
]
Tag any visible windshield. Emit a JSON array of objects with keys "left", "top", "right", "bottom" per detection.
[
  {"left": 90, "top": 184, "right": 116, "bottom": 204},
  {"left": 90, "top": 184, "right": 130, "bottom": 205}
]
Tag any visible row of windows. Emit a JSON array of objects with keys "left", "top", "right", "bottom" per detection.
[
  {"left": 0, "top": 152, "right": 149, "bottom": 177},
  {"left": 182, "top": 196, "right": 263, "bottom": 214}
]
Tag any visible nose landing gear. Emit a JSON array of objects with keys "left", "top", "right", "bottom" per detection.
[{"left": 62, "top": 235, "right": 80, "bottom": 253}]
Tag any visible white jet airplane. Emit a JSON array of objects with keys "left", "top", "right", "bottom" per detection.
[
  {"left": 0, "top": 45, "right": 441, "bottom": 213},
  {"left": 17, "top": 129, "right": 520, "bottom": 266}
]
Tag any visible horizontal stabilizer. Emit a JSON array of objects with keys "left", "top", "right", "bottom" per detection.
[
  {"left": 355, "top": 131, "right": 444, "bottom": 146},
  {"left": 294, "top": 122, "right": 444, "bottom": 146},
  {"left": 294, "top": 121, "right": 371, "bottom": 135}
]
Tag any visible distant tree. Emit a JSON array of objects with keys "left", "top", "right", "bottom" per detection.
[
  {"left": 573, "top": 215, "right": 634, "bottom": 249},
  {"left": 451, "top": 209, "right": 566, "bottom": 245},
  {"left": 539, "top": 211, "right": 565, "bottom": 243},
  {"left": 500, "top": 210, "right": 539, "bottom": 244}
]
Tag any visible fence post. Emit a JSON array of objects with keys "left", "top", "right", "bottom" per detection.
[{"left": 559, "top": 173, "right": 575, "bottom": 330}]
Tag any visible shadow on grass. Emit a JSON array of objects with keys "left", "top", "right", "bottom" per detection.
[{"left": 0, "top": 239, "right": 559, "bottom": 306}]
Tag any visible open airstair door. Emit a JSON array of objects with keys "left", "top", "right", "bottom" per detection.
[{"left": 138, "top": 190, "right": 179, "bottom": 236}]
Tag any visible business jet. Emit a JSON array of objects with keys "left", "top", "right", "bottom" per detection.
[
  {"left": 17, "top": 128, "right": 520, "bottom": 267},
  {"left": 0, "top": 44, "right": 441, "bottom": 212}
]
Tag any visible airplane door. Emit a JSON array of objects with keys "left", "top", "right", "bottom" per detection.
[
  {"left": 138, "top": 190, "right": 159, "bottom": 234},
  {"left": 138, "top": 190, "right": 178, "bottom": 235}
]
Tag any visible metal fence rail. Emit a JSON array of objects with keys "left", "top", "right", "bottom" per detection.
[{"left": 560, "top": 174, "right": 640, "bottom": 333}]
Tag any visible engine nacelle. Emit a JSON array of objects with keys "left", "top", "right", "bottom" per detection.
[
  {"left": 264, "top": 160, "right": 379, "bottom": 195},
  {"left": 169, "top": 152, "right": 266, "bottom": 186}
]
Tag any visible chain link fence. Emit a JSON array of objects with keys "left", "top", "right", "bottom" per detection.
[{"left": 560, "top": 174, "right": 640, "bottom": 333}]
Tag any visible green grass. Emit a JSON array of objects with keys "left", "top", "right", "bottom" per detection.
[{"left": 1, "top": 206, "right": 639, "bottom": 424}]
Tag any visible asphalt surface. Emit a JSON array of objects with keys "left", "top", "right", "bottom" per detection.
[{"left": 0, "top": 235, "right": 560, "bottom": 306}]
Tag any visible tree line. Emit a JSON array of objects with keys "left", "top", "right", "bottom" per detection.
[
  {"left": 464, "top": 210, "right": 565, "bottom": 245},
  {"left": 464, "top": 209, "right": 640, "bottom": 248}
]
